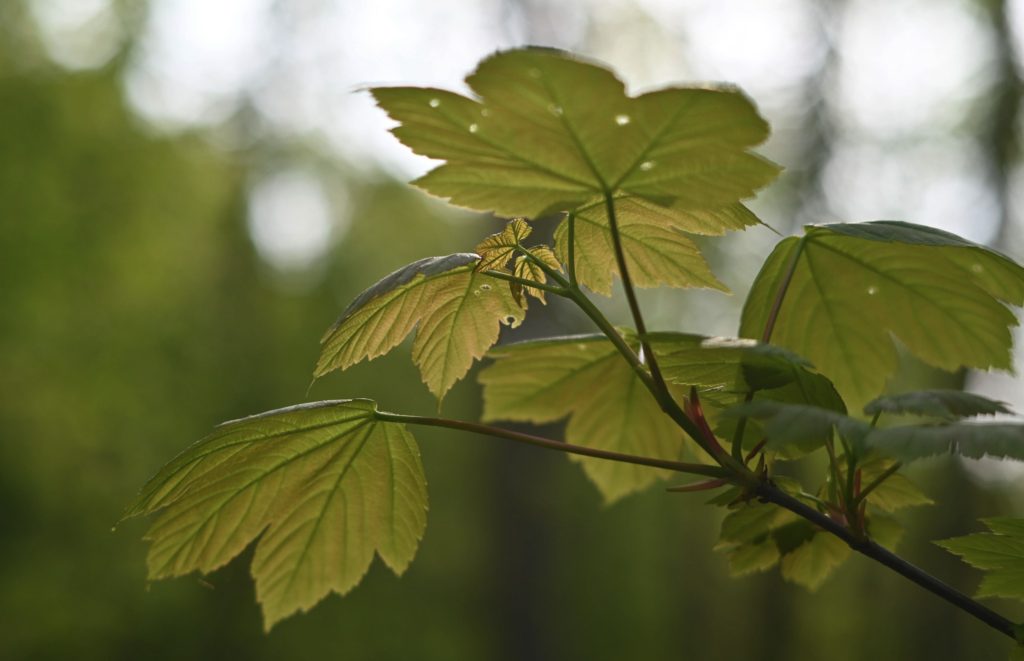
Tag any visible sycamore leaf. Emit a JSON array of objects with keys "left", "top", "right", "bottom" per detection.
[
  {"left": 316, "top": 254, "right": 523, "bottom": 401},
  {"left": 939, "top": 518, "right": 1024, "bottom": 601},
  {"left": 865, "top": 421, "right": 1024, "bottom": 463},
  {"left": 779, "top": 531, "right": 851, "bottom": 591},
  {"left": 371, "top": 48, "right": 779, "bottom": 221},
  {"left": 741, "top": 222, "right": 1024, "bottom": 410},
  {"left": 513, "top": 246, "right": 561, "bottom": 304},
  {"left": 723, "top": 401, "right": 867, "bottom": 451},
  {"left": 124, "top": 400, "right": 428, "bottom": 630},
  {"left": 647, "top": 333, "right": 845, "bottom": 454},
  {"left": 478, "top": 332, "right": 689, "bottom": 502},
  {"left": 649, "top": 334, "right": 834, "bottom": 396},
  {"left": 474, "top": 218, "right": 531, "bottom": 271},
  {"left": 857, "top": 456, "right": 933, "bottom": 512},
  {"left": 864, "top": 390, "right": 1013, "bottom": 421},
  {"left": 552, "top": 204, "right": 729, "bottom": 296}
]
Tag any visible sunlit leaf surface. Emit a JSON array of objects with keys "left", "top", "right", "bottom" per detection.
[
  {"left": 316, "top": 254, "right": 523, "bottom": 401},
  {"left": 742, "top": 222, "right": 1024, "bottom": 409},
  {"left": 125, "top": 400, "right": 428, "bottom": 630}
]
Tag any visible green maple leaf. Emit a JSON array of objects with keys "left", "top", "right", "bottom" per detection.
[
  {"left": 124, "top": 400, "right": 428, "bottom": 630},
  {"left": 727, "top": 399, "right": 1024, "bottom": 465},
  {"left": 939, "top": 518, "right": 1024, "bottom": 601},
  {"left": 866, "top": 421, "right": 1024, "bottom": 462},
  {"left": 478, "top": 332, "right": 690, "bottom": 502},
  {"left": 779, "top": 530, "right": 850, "bottom": 591},
  {"left": 552, "top": 206, "right": 728, "bottom": 296},
  {"left": 864, "top": 390, "right": 1013, "bottom": 421},
  {"left": 372, "top": 48, "right": 778, "bottom": 296},
  {"left": 649, "top": 334, "right": 845, "bottom": 453},
  {"left": 856, "top": 455, "right": 933, "bottom": 512},
  {"left": 741, "top": 221, "right": 1024, "bottom": 410},
  {"left": 316, "top": 254, "right": 523, "bottom": 401}
]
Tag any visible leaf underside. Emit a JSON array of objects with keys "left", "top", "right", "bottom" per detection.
[
  {"left": 939, "top": 518, "right": 1024, "bottom": 602},
  {"left": 479, "top": 332, "right": 689, "bottom": 502},
  {"left": 372, "top": 48, "right": 779, "bottom": 296},
  {"left": 864, "top": 389, "right": 1013, "bottom": 421},
  {"left": 741, "top": 221, "right": 1024, "bottom": 411},
  {"left": 726, "top": 399, "right": 1024, "bottom": 464},
  {"left": 125, "top": 400, "right": 428, "bottom": 630},
  {"left": 316, "top": 253, "right": 523, "bottom": 401}
]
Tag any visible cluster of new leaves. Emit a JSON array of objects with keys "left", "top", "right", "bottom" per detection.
[{"left": 126, "top": 47, "right": 1024, "bottom": 644}]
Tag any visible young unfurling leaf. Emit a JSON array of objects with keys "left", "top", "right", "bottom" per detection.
[
  {"left": 514, "top": 246, "right": 561, "bottom": 304},
  {"left": 474, "top": 218, "right": 532, "bottom": 271}
]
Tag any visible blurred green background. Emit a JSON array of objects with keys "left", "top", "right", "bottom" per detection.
[{"left": 4, "top": 0, "right": 1024, "bottom": 659}]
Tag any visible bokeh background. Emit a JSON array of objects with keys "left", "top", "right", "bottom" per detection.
[{"left": 4, "top": 0, "right": 1024, "bottom": 659}]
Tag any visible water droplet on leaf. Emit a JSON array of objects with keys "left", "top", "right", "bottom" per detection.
[
  {"left": 867, "top": 286, "right": 879, "bottom": 295},
  {"left": 469, "top": 123, "right": 479, "bottom": 133},
  {"left": 615, "top": 114, "right": 631, "bottom": 126},
  {"left": 639, "top": 161, "right": 655, "bottom": 171},
  {"left": 428, "top": 98, "right": 440, "bottom": 108}
]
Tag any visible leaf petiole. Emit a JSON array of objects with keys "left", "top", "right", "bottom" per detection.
[{"left": 374, "top": 410, "right": 731, "bottom": 479}]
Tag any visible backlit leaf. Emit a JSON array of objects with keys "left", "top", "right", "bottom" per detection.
[
  {"left": 372, "top": 48, "right": 779, "bottom": 221},
  {"left": 939, "top": 518, "right": 1024, "bottom": 601},
  {"left": 648, "top": 333, "right": 846, "bottom": 454},
  {"left": 741, "top": 222, "right": 1024, "bottom": 410},
  {"left": 864, "top": 390, "right": 1013, "bottom": 421},
  {"left": 478, "top": 332, "right": 689, "bottom": 502},
  {"left": 779, "top": 531, "right": 850, "bottom": 591},
  {"left": 552, "top": 203, "right": 729, "bottom": 295},
  {"left": 316, "top": 254, "right": 523, "bottom": 401},
  {"left": 375, "top": 48, "right": 776, "bottom": 300},
  {"left": 723, "top": 401, "right": 868, "bottom": 451},
  {"left": 857, "top": 456, "right": 933, "bottom": 512},
  {"left": 866, "top": 421, "right": 1024, "bottom": 463},
  {"left": 716, "top": 502, "right": 850, "bottom": 587},
  {"left": 125, "top": 400, "right": 428, "bottom": 630}
]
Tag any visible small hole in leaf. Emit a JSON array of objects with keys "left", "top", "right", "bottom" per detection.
[
  {"left": 473, "top": 289, "right": 481, "bottom": 296},
  {"left": 504, "top": 315, "right": 518, "bottom": 325},
  {"left": 867, "top": 286, "right": 879, "bottom": 295},
  {"left": 429, "top": 98, "right": 440, "bottom": 108},
  {"left": 469, "top": 123, "right": 479, "bottom": 133},
  {"left": 615, "top": 114, "right": 631, "bottom": 126},
  {"left": 480, "top": 283, "right": 491, "bottom": 291},
  {"left": 971, "top": 263, "right": 984, "bottom": 273},
  {"left": 640, "top": 161, "right": 655, "bottom": 171},
  {"left": 481, "top": 108, "right": 491, "bottom": 117},
  {"left": 548, "top": 104, "right": 563, "bottom": 116}
]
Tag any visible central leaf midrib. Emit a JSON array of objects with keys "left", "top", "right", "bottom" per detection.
[{"left": 277, "top": 421, "right": 378, "bottom": 602}]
